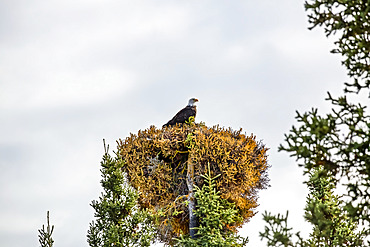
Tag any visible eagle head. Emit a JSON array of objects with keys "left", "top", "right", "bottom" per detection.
[{"left": 188, "top": 98, "right": 199, "bottom": 106}]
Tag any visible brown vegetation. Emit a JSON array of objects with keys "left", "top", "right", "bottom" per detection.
[{"left": 117, "top": 122, "right": 269, "bottom": 243}]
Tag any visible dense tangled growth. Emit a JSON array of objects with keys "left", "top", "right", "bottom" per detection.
[{"left": 117, "top": 123, "right": 269, "bottom": 243}]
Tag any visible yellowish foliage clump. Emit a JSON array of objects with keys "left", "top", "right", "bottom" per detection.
[{"left": 117, "top": 123, "right": 269, "bottom": 243}]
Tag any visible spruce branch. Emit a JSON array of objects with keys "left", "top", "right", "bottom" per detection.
[{"left": 38, "top": 211, "right": 54, "bottom": 247}]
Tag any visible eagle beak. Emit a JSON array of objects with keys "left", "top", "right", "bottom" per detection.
[{"left": 195, "top": 98, "right": 199, "bottom": 102}]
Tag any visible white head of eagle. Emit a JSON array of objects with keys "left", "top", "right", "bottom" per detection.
[{"left": 163, "top": 98, "right": 198, "bottom": 127}]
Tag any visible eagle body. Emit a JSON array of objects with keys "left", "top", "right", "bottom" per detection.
[{"left": 163, "top": 98, "right": 198, "bottom": 127}]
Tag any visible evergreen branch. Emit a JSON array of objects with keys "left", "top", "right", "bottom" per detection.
[{"left": 38, "top": 211, "right": 54, "bottom": 247}]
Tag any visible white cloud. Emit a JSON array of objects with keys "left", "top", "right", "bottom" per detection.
[
  {"left": 0, "top": 1, "right": 196, "bottom": 112},
  {"left": 0, "top": 66, "right": 136, "bottom": 111}
]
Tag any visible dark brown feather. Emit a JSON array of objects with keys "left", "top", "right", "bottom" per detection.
[{"left": 163, "top": 105, "right": 197, "bottom": 127}]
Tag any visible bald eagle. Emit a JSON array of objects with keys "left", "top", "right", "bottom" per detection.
[{"left": 163, "top": 98, "right": 198, "bottom": 127}]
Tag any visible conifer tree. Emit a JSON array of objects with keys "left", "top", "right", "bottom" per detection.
[
  {"left": 303, "top": 167, "right": 364, "bottom": 246},
  {"left": 38, "top": 211, "right": 54, "bottom": 247},
  {"left": 305, "top": 0, "right": 369, "bottom": 91},
  {"left": 260, "top": 0, "right": 369, "bottom": 246},
  {"left": 260, "top": 167, "right": 365, "bottom": 246},
  {"left": 87, "top": 141, "right": 155, "bottom": 247},
  {"left": 176, "top": 164, "right": 249, "bottom": 246}
]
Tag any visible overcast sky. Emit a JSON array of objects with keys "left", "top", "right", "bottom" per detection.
[{"left": 0, "top": 1, "right": 352, "bottom": 246}]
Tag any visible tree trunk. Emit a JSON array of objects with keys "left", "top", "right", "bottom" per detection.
[{"left": 186, "top": 161, "right": 197, "bottom": 238}]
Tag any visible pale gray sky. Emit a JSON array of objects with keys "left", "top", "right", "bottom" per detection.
[{"left": 0, "top": 1, "right": 350, "bottom": 246}]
